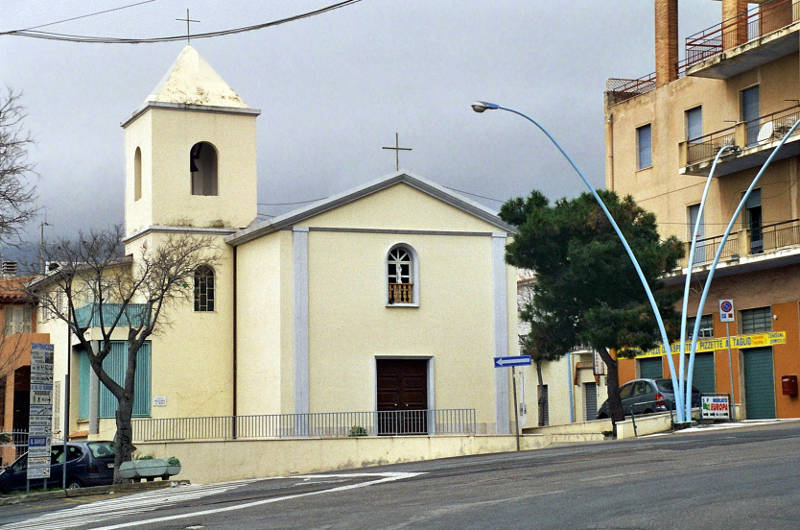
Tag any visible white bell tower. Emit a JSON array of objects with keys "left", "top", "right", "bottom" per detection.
[{"left": 121, "top": 46, "right": 260, "bottom": 236}]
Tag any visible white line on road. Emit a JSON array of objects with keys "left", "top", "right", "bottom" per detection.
[
  {"left": 578, "top": 470, "right": 647, "bottom": 482},
  {"left": 91, "top": 472, "right": 422, "bottom": 529}
]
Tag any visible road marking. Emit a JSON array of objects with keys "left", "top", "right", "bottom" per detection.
[
  {"left": 93, "top": 472, "right": 422, "bottom": 529},
  {"left": 579, "top": 470, "right": 646, "bottom": 482},
  {"left": 0, "top": 481, "right": 255, "bottom": 530}
]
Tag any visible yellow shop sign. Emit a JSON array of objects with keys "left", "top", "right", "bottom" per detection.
[{"left": 635, "top": 331, "right": 786, "bottom": 359}]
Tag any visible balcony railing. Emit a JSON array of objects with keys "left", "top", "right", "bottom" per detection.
[
  {"left": 678, "top": 232, "right": 740, "bottom": 269},
  {"left": 677, "top": 219, "right": 800, "bottom": 269},
  {"left": 685, "top": 0, "right": 800, "bottom": 67},
  {"left": 388, "top": 282, "right": 413, "bottom": 304},
  {"left": 607, "top": 0, "right": 800, "bottom": 106},
  {"left": 682, "top": 104, "right": 800, "bottom": 167},
  {"left": 132, "top": 408, "right": 477, "bottom": 441}
]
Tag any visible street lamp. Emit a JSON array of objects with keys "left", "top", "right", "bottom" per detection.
[
  {"left": 472, "top": 100, "right": 686, "bottom": 423},
  {"left": 684, "top": 118, "right": 800, "bottom": 421},
  {"left": 676, "top": 144, "right": 740, "bottom": 413}
]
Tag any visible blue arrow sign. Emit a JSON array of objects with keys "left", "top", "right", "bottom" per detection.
[{"left": 494, "top": 356, "right": 532, "bottom": 368}]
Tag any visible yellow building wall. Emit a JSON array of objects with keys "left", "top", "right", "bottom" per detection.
[
  {"left": 606, "top": 53, "right": 800, "bottom": 242},
  {"left": 124, "top": 231, "right": 235, "bottom": 419},
  {"left": 124, "top": 107, "right": 258, "bottom": 234},
  {"left": 235, "top": 230, "right": 286, "bottom": 416}
]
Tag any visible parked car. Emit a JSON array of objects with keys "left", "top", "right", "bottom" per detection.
[
  {"left": 0, "top": 441, "right": 115, "bottom": 493},
  {"left": 596, "top": 378, "right": 701, "bottom": 419}
]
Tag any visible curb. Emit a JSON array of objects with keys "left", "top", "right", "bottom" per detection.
[{"left": 0, "top": 479, "right": 190, "bottom": 506}]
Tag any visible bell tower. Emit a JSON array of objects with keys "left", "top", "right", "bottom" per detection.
[{"left": 122, "top": 46, "right": 260, "bottom": 236}]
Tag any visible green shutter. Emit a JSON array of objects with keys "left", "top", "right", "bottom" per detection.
[
  {"left": 744, "top": 347, "right": 776, "bottom": 419},
  {"left": 639, "top": 358, "right": 663, "bottom": 379},
  {"left": 78, "top": 350, "right": 90, "bottom": 420},
  {"left": 692, "top": 353, "right": 716, "bottom": 394},
  {"left": 98, "top": 341, "right": 151, "bottom": 419}
]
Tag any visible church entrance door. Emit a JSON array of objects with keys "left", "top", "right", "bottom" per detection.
[{"left": 376, "top": 359, "right": 428, "bottom": 435}]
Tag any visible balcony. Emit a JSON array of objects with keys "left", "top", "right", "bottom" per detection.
[
  {"left": 673, "top": 219, "right": 800, "bottom": 280},
  {"left": 685, "top": 0, "right": 800, "bottom": 79},
  {"left": 606, "top": 58, "right": 692, "bottom": 106},
  {"left": 679, "top": 104, "right": 800, "bottom": 177}
]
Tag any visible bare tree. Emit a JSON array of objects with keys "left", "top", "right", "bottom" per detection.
[
  {"left": 0, "top": 89, "right": 36, "bottom": 243},
  {"left": 27, "top": 226, "right": 219, "bottom": 480}
]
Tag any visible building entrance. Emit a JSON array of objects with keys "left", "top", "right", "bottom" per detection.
[{"left": 376, "top": 359, "right": 428, "bottom": 435}]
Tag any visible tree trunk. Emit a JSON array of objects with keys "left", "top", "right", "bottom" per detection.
[
  {"left": 535, "top": 361, "right": 546, "bottom": 427},
  {"left": 598, "top": 347, "right": 624, "bottom": 434},
  {"left": 112, "top": 398, "right": 135, "bottom": 483}
]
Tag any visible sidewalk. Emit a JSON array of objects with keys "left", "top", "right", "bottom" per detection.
[
  {"left": 0, "top": 479, "right": 188, "bottom": 506},
  {"left": 644, "top": 417, "right": 800, "bottom": 437}
]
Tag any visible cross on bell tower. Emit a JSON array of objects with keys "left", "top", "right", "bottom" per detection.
[
  {"left": 382, "top": 132, "right": 412, "bottom": 171},
  {"left": 175, "top": 8, "right": 200, "bottom": 44}
]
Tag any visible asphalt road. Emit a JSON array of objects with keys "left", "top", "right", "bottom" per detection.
[{"left": 2, "top": 420, "right": 800, "bottom": 529}]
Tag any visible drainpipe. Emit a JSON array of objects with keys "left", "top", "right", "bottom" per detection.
[
  {"left": 567, "top": 351, "right": 575, "bottom": 423},
  {"left": 232, "top": 245, "right": 238, "bottom": 439}
]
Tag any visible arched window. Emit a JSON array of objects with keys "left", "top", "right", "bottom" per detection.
[
  {"left": 387, "top": 245, "right": 417, "bottom": 305},
  {"left": 194, "top": 266, "right": 215, "bottom": 312},
  {"left": 133, "top": 147, "right": 142, "bottom": 201},
  {"left": 190, "top": 141, "right": 218, "bottom": 196}
]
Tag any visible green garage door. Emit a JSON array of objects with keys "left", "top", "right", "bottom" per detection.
[
  {"left": 639, "top": 358, "right": 663, "bottom": 379},
  {"left": 692, "top": 353, "right": 715, "bottom": 394},
  {"left": 744, "top": 347, "right": 776, "bottom": 419}
]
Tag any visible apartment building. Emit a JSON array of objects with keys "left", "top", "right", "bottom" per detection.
[{"left": 605, "top": 0, "right": 800, "bottom": 419}]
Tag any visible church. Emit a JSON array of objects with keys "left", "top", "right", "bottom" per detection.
[{"left": 38, "top": 46, "right": 520, "bottom": 440}]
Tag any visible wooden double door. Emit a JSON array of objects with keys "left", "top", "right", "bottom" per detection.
[{"left": 376, "top": 359, "right": 428, "bottom": 435}]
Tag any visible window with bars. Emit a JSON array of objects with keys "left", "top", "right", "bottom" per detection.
[
  {"left": 688, "top": 314, "right": 714, "bottom": 338},
  {"left": 194, "top": 266, "right": 215, "bottom": 312},
  {"left": 387, "top": 245, "right": 416, "bottom": 305},
  {"left": 741, "top": 307, "right": 772, "bottom": 333}
]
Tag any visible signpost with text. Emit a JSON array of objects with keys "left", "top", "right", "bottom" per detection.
[
  {"left": 494, "top": 355, "right": 532, "bottom": 451},
  {"left": 719, "top": 299, "right": 736, "bottom": 420},
  {"left": 27, "top": 343, "right": 54, "bottom": 490}
]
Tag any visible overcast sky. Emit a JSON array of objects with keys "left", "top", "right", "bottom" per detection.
[{"left": 1, "top": 0, "right": 722, "bottom": 251}]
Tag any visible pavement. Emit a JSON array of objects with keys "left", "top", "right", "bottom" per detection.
[{"left": 0, "top": 479, "right": 189, "bottom": 506}]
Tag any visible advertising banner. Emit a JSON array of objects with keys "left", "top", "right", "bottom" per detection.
[
  {"left": 634, "top": 331, "right": 786, "bottom": 358},
  {"left": 701, "top": 394, "right": 731, "bottom": 420}
]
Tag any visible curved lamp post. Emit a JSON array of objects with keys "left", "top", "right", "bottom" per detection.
[
  {"left": 684, "top": 117, "right": 800, "bottom": 420},
  {"left": 472, "top": 100, "right": 686, "bottom": 423},
  {"left": 677, "top": 144, "right": 741, "bottom": 408}
]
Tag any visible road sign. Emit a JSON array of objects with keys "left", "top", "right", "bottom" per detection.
[
  {"left": 719, "top": 299, "right": 735, "bottom": 322},
  {"left": 494, "top": 355, "right": 532, "bottom": 368}
]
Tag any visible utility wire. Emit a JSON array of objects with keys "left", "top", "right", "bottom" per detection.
[
  {"left": 0, "top": 0, "right": 362, "bottom": 43},
  {"left": 258, "top": 197, "right": 327, "bottom": 206},
  {"left": 11, "top": 0, "right": 158, "bottom": 32},
  {"left": 444, "top": 186, "right": 505, "bottom": 203}
]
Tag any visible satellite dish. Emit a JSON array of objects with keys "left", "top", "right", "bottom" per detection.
[{"left": 757, "top": 122, "right": 774, "bottom": 143}]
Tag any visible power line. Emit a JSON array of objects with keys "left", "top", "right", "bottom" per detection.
[
  {"left": 258, "top": 197, "right": 327, "bottom": 206},
  {"left": 11, "top": 1, "right": 158, "bottom": 32},
  {"left": 443, "top": 186, "right": 504, "bottom": 203},
  {"left": 0, "top": 0, "right": 363, "bottom": 44}
]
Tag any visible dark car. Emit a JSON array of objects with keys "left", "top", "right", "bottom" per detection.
[
  {"left": 596, "top": 378, "right": 701, "bottom": 418},
  {"left": 0, "top": 441, "right": 115, "bottom": 493}
]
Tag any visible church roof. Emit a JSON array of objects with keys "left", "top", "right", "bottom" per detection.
[
  {"left": 227, "top": 171, "right": 517, "bottom": 246},
  {"left": 122, "top": 45, "right": 258, "bottom": 127},
  {"left": 147, "top": 45, "right": 249, "bottom": 108}
]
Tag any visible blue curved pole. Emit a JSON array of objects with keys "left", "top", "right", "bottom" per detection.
[
  {"left": 684, "top": 118, "right": 800, "bottom": 420},
  {"left": 474, "top": 101, "right": 685, "bottom": 423},
  {"left": 677, "top": 145, "right": 740, "bottom": 407}
]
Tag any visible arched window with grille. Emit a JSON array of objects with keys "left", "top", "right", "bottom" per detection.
[
  {"left": 194, "top": 266, "right": 215, "bottom": 312},
  {"left": 387, "top": 244, "right": 418, "bottom": 305}
]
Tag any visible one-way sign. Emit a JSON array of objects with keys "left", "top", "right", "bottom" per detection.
[{"left": 493, "top": 355, "right": 532, "bottom": 368}]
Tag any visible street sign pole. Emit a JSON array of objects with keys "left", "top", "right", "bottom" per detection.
[
  {"left": 719, "top": 299, "right": 736, "bottom": 421},
  {"left": 512, "top": 366, "right": 520, "bottom": 452},
  {"left": 726, "top": 321, "right": 736, "bottom": 421},
  {"left": 494, "top": 355, "right": 531, "bottom": 451}
]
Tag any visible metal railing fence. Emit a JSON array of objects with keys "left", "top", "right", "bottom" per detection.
[
  {"left": 685, "top": 0, "right": 800, "bottom": 67},
  {"left": 132, "top": 408, "right": 477, "bottom": 442},
  {"left": 0, "top": 431, "right": 29, "bottom": 459},
  {"left": 677, "top": 231, "right": 740, "bottom": 269},
  {"left": 761, "top": 218, "right": 800, "bottom": 252},
  {"left": 686, "top": 104, "right": 800, "bottom": 165}
]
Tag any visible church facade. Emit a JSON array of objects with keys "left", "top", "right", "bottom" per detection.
[{"left": 38, "top": 46, "right": 520, "bottom": 438}]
